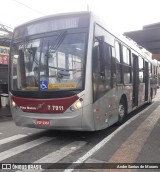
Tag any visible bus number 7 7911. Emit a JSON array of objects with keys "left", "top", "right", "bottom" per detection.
[{"left": 9, "top": 11, "right": 158, "bottom": 131}]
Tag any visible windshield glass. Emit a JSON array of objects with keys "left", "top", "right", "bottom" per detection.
[{"left": 11, "top": 32, "right": 86, "bottom": 91}]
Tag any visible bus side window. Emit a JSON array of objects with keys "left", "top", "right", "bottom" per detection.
[
  {"left": 115, "top": 41, "right": 121, "bottom": 63},
  {"left": 103, "top": 42, "right": 111, "bottom": 86},
  {"left": 115, "top": 41, "right": 123, "bottom": 84},
  {"left": 122, "top": 46, "right": 132, "bottom": 84},
  {"left": 93, "top": 42, "right": 100, "bottom": 74},
  {"left": 103, "top": 43, "right": 111, "bottom": 67},
  {"left": 98, "top": 39, "right": 112, "bottom": 84},
  {"left": 111, "top": 47, "right": 116, "bottom": 86},
  {"left": 139, "top": 56, "right": 144, "bottom": 83}
]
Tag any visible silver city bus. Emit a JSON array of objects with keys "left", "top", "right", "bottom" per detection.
[{"left": 9, "top": 12, "right": 157, "bottom": 131}]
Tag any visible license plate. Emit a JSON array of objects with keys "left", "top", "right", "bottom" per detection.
[{"left": 36, "top": 119, "right": 51, "bottom": 126}]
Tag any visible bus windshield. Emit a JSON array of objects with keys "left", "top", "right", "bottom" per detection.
[{"left": 11, "top": 31, "right": 86, "bottom": 91}]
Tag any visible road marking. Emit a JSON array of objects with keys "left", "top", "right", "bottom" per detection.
[
  {"left": 64, "top": 102, "right": 156, "bottom": 172},
  {"left": 36, "top": 141, "right": 86, "bottom": 163},
  {"left": 0, "top": 137, "right": 53, "bottom": 161},
  {"left": 17, "top": 141, "right": 86, "bottom": 172},
  {"left": 0, "top": 134, "right": 27, "bottom": 145}
]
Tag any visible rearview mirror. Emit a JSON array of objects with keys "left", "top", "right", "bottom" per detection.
[{"left": 99, "top": 38, "right": 105, "bottom": 77}]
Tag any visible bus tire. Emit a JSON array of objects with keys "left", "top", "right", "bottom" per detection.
[{"left": 117, "top": 99, "right": 126, "bottom": 125}]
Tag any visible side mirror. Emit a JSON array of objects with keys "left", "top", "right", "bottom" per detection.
[
  {"left": 99, "top": 38, "right": 105, "bottom": 77},
  {"left": 93, "top": 36, "right": 105, "bottom": 77},
  {"left": 93, "top": 44, "right": 105, "bottom": 77}
]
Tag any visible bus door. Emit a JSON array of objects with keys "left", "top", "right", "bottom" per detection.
[
  {"left": 132, "top": 54, "right": 139, "bottom": 107},
  {"left": 145, "top": 61, "right": 149, "bottom": 101}
]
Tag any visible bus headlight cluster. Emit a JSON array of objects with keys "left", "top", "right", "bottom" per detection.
[{"left": 70, "top": 98, "right": 83, "bottom": 111}]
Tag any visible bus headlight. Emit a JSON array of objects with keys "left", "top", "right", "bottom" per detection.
[
  {"left": 11, "top": 100, "right": 16, "bottom": 107},
  {"left": 70, "top": 98, "right": 83, "bottom": 111}
]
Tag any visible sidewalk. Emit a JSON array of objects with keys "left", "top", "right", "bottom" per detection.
[{"left": 84, "top": 90, "right": 160, "bottom": 171}]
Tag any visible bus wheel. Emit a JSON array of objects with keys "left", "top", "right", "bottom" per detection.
[{"left": 117, "top": 99, "right": 126, "bottom": 125}]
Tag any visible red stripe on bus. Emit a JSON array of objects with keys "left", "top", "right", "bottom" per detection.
[{"left": 11, "top": 95, "right": 78, "bottom": 114}]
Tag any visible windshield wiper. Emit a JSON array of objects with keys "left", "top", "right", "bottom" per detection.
[
  {"left": 49, "top": 30, "right": 67, "bottom": 53},
  {"left": 45, "top": 30, "right": 67, "bottom": 59}
]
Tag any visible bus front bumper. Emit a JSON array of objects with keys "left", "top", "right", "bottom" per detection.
[{"left": 10, "top": 106, "right": 94, "bottom": 131}]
